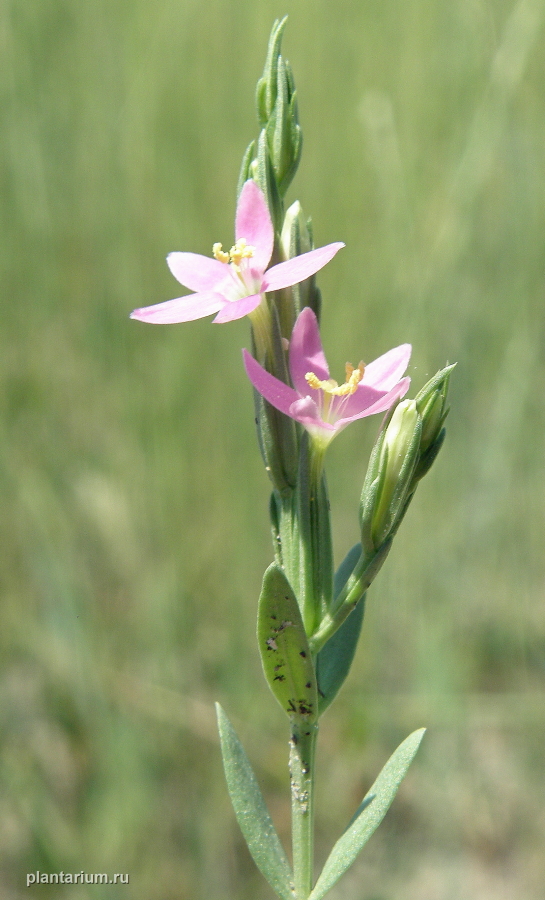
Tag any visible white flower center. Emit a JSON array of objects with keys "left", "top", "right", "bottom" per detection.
[{"left": 212, "top": 239, "right": 259, "bottom": 301}]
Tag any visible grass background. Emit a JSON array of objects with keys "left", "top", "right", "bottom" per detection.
[{"left": 1, "top": 0, "right": 544, "bottom": 897}]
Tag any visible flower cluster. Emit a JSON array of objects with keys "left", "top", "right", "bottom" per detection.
[{"left": 132, "top": 180, "right": 409, "bottom": 450}]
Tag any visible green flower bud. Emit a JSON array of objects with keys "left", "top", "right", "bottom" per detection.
[
  {"left": 412, "top": 364, "right": 455, "bottom": 481},
  {"left": 368, "top": 400, "right": 422, "bottom": 548},
  {"left": 419, "top": 390, "right": 444, "bottom": 452},
  {"left": 253, "top": 16, "right": 302, "bottom": 198},
  {"left": 279, "top": 201, "right": 320, "bottom": 326},
  {"left": 415, "top": 364, "right": 455, "bottom": 454},
  {"left": 266, "top": 57, "right": 302, "bottom": 195},
  {"left": 280, "top": 200, "right": 311, "bottom": 259},
  {"left": 256, "top": 17, "right": 288, "bottom": 126}
]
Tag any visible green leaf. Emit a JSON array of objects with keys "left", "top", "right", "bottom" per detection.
[
  {"left": 215, "top": 704, "right": 295, "bottom": 900},
  {"left": 309, "top": 729, "right": 426, "bottom": 900},
  {"left": 316, "top": 544, "right": 365, "bottom": 715},
  {"left": 258, "top": 563, "right": 318, "bottom": 722},
  {"left": 332, "top": 542, "right": 363, "bottom": 603}
]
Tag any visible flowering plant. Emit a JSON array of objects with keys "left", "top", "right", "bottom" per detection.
[{"left": 132, "top": 17, "right": 454, "bottom": 900}]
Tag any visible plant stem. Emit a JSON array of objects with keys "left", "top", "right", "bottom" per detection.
[
  {"left": 290, "top": 720, "right": 318, "bottom": 899},
  {"left": 249, "top": 298, "right": 274, "bottom": 362}
]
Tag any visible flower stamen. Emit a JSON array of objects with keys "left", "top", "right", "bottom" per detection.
[
  {"left": 213, "top": 242, "right": 230, "bottom": 264},
  {"left": 213, "top": 238, "right": 256, "bottom": 268},
  {"left": 305, "top": 361, "right": 365, "bottom": 397}
]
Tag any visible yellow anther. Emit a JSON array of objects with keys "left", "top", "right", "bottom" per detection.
[
  {"left": 213, "top": 242, "right": 230, "bottom": 264},
  {"left": 305, "top": 361, "right": 365, "bottom": 397},
  {"left": 229, "top": 238, "right": 255, "bottom": 267},
  {"left": 213, "top": 238, "right": 255, "bottom": 267},
  {"left": 305, "top": 372, "right": 324, "bottom": 391}
]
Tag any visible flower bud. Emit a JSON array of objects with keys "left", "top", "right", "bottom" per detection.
[
  {"left": 414, "top": 364, "right": 455, "bottom": 454},
  {"left": 363, "top": 400, "right": 422, "bottom": 548},
  {"left": 279, "top": 201, "right": 321, "bottom": 325},
  {"left": 281, "top": 200, "right": 311, "bottom": 259},
  {"left": 412, "top": 364, "right": 455, "bottom": 482}
]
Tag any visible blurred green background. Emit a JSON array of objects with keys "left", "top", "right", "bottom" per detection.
[{"left": 2, "top": 0, "right": 544, "bottom": 897}]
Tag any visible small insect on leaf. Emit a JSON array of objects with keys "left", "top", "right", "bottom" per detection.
[{"left": 257, "top": 563, "right": 318, "bottom": 723}]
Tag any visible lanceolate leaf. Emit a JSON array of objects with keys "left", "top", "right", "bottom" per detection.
[
  {"left": 215, "top": 704, "right": 295, "bottom": 900},
  {"left": 258, "top": 563, "right": 318, "bottom": 722},
  {"left": 316, "top": 600, "right": 364, "bottom": 715},
  {"left": 309, "top": 728, "right": 426, "bottom": 900}
]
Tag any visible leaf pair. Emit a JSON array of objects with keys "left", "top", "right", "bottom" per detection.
[
  {"left": 217, "top": 702, "right": 425, "bottom": 900},
  {"left": 219, "top": 560, "right": 424, "bottom": 899}
]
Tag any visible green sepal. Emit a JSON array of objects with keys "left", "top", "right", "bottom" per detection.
[
  {"left": 359, "top": 416, "right": 390, "bottom": 555},
  {"left": 266, "top": 56, "right": 302, "bottom": 195},
  {"left": 295, "top": 433, "right": 333, "bottom": 631},
  {"left": 309, "top": 728, "right": 426, "bottom": 900},
  {"left": 256, "top": 17, "right": 288, "bottom": 127},
  {"left": 272, "top": 435, "right": 333, "bottom": 636},
  {"left": 252, "top": 314, "right": 298, "bottom": 497},
  {"left": 215, "top": 704, "right": 295, "bottom": 900},
  {"left": 252, "top": 307, "right": 298, "bottom": 495},
  {"left": 257, "top": 562, "right": 318, "bottom": 723},
  {"left": 414, "top": 363, "right": 455, "bottom": 453},
  {"left": 368, "top": 401, "right": 422, "bottom": 549},
  {"left": 266, "top": 57, "right": 289, "bottom": 187},
  {"left": 254, "top": 129, "right": 284, "bottom": 235},
  {"left": 253, "top": 387, "right": 294, "bottom": 496},
  {"left": 269, "top": 303, "right": 299, "bottom": 484},
  {"left": 237, "top": 140, "right": 256, "bottom": 199},
  {"left": 316, "top": 544, "right": 365, "bottom": 715},
  {"left": 256, "top": 76, "right": 268, "bottom": 129},
  {"left": 412, "top": 424, "right": 446, "bottom": 483}
]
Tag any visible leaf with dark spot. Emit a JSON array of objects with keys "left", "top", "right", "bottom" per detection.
[{"left": 257, "top": 563, "right": 318, "bottom": 722}]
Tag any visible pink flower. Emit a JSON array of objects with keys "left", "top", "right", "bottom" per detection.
[
  {"left": 130, "top": 180, "right": 344, "bottom": 326},
  {"left": 243, "top": 307, "right": 411, "bottom": 448}
]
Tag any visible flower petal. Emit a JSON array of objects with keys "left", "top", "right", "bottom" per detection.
[
  {"left": 363, "top": 343, "right": 412, "bottom": 390},
  {"left": 329, "top": 383, "right": 386, "bottom": 421},
  {"left": 261, "top": 242, "right": 345, "bottom": 293},
  {"left": 235, "top": 180, "right": 274, "bottom": 273},
  {"left": 289, "top": 396, "right": 334, "bottom": 432},
  {"left": 289, "top": 307, "right": 330, "bottom": 395},
  {"left": 167, "top": 252, "right": 227, "bottom": 291},
  {"left": 214, "top": 293, "right": 262, "bottom": 323},
  {"left": 243, "top": 349, "right": 301, "bottom": 415},
  {"left": 334, "top": 378, "right": 411, "bottom": 429},
  {"left": 130, "top": 291, "right": 224, "bottom": 324}
]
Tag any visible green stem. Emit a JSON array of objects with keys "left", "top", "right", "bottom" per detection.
[
  {"left": 309, "top": 539, "right": 393, "bottom": 654},
  {"left": 248, "top": 296, "right": 273, "bottom": 362},
  {"left": 300, "top": 441, "right": 327, "bottom": 634},
  {"left": 290, "top": 720, "right": 318, "bottom": 899}
]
